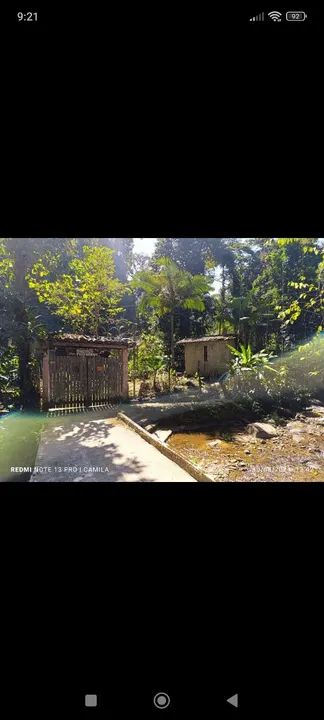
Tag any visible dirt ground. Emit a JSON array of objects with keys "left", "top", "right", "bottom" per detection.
[{"left": 164, "top": 404, "right": 324, "bottom": 482}]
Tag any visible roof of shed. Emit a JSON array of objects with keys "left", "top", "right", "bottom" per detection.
[
  {"left": 46, "top": 333, "right": 135, "bottom": 347},
  {"left": 176, "top": 335, "right": 235, "bottom": 345}
]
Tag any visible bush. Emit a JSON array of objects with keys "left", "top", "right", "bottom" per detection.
[
  {"left": 129, "top": 330, "right": 168, "bottom": 389},
  {"left": 222, "top": 336, "right": 324, "bottom": 412},
  {"left": 0, "top": 347, "right": 20, "bottom": 408}
]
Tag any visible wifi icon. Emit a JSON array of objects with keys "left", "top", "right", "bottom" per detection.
[{"left": 268, "top": 10, "right": 282, "bottom": 21}]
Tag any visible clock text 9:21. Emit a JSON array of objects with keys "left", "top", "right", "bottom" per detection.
[{"left": 17, "top": 11, "right": 38, "bottom": 22}]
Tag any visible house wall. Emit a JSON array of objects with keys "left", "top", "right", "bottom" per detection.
[{"left": 184, "top": 341, "right": 233, "bottom": 377}]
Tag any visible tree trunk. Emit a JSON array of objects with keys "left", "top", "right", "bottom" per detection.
[
  {"left": 93, "top": 304, "right": 100, "bottom": 335},
  {"left": 11, "top": 241, "right": 38, "bottom": 409},
  {"left": 14, "top": 299, "right": 38, "bottom": 409},
  {"left": 220, "top": 264, "right": 226, "bottom": 335},
  {"left": 132, "top": 295, "right": 137, "bottom": 397},
  {"left": 170, "top": 312, "right": 175, "bottom": 367}
]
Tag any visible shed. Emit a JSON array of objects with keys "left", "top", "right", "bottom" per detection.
[
  {"left": 41, "top": 333, "right": 135, "bottom": 410},
  {"left": 176, "top": 335, "right": 236, "bottom": 378}
]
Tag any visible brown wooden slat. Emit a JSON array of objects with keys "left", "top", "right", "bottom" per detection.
[{"left": 46, "top": 347, "right": 124, "bottom": 409}]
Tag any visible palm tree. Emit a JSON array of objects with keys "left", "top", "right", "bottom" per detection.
[{"left": 132, "top": 257, "right": 213, "bottom": 366}]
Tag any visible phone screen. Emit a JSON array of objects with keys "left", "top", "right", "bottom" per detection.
[{"left": 0, "top": 5, "right": 322, "bottom": 718}]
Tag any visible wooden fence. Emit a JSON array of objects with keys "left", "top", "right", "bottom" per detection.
[{"left": 46, "top": 354, "right": 123, "bottom": 409}]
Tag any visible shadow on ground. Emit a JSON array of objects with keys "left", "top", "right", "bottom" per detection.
[
  {"left": 32, "top": 417, "right": 158, "bottom": 482},
  {"left": 125, "top": 385, "right": 224, "bottom": 429}
]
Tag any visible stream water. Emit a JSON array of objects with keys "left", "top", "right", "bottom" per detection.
[
  {"left": 163, "top": 407, "right": 324, "bottom": 481},
  {"left": 0, "top": 411, "right": 45, "bottom": 481}
]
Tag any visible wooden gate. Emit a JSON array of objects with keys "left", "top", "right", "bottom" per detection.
[
  {"left": 47, "top": 353, "right": 123, "bottom": 409},
  {"left": 86, "top": 355, "right": 122, "bottom": 405}
]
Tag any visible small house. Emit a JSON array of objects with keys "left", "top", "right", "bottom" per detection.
[{"left": 176, "top": 335, "right": 236, "bottom": 378}]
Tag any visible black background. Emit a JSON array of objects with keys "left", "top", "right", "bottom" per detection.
[{"left": 0, "top": 4, "right": 323, "bottom": 717}]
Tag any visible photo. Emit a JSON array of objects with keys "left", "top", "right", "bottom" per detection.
[{"left": 1, "top": 237, "right": 324, "bottom": 482}]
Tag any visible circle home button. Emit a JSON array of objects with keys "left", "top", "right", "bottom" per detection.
[{"left": 153, "top": 692, "right": 171, "bottom": 710}]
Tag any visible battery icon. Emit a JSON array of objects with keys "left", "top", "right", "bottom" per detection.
[{"left": 286, "top": 11, "right": 307, "bottom": 20}]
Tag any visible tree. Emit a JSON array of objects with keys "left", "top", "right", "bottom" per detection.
[
  {"left": 276, "top": 240, "right": 324, "bottom": 334},
  {"left": 0, "top": 239, "right": 14, "bottom": 286},
  {"left": 236, "top": 238, "right": 322, "bottom": 352},
  {"left": 134, "top": 327, "right": 167, "bottom": 389},
  {"left": 0, "top": 238, "right": 50, "bottom": 407},
  {"left": 131, "top": 252, "right": 151, "bottom": 274},
  {"left": 27, "top": 245, "right": 126, "bottom": 335},
  {"left": 74, "top": 239, "right": 134, "bottom": 282},
  {"left": 132, "top": 257, "right": 213, "bottom": 365},
  {"left": 153, "top": 239, "right": 217, "bottom": 341}
]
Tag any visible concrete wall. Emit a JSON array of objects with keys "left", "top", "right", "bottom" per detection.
[{"left": 184, "top": 341, "right": 233, "bottom": 377}]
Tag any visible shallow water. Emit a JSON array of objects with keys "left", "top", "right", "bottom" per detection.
[
  {"left": 0, "top": 411, "right": 46, "bottom": 481},
  {"left": 166, "top": 412, "right": 324, "bottom": 482},
  {"left": 0, "top": 407, "right": 120, "bottom": 481}
]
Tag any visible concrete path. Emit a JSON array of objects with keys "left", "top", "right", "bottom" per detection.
[
  {"left": 124, "top": 385, "right": 224, "bottom": 428},
  {"left": 30, "top": 414, "right": 195, "bottom": 482}
]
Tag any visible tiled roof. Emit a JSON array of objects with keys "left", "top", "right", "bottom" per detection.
[
  {"left": 47, "top": 333, "right": 135, "bottom": 346},
  {"left": 176, "top": 335, "right": 235, "bottom": 345}
]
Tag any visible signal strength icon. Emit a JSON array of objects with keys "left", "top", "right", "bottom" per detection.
[
  {"left": 268, "top": 10, "right": 282, "bottom": 21},
  {"left": 250, "top": 12, "right": 265, "bottom": 21}
]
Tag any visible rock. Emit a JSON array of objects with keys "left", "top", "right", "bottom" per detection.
[
  {"left": 306, "top": 462, "right": 321, "bottom": 471},
  {"left": 292, "top": 434, "right": 304, "bottom": 443},
  {"left": 145, "top": 424, "right": 156, "bottom": 433},
  {"left": 286, "top": 421, "right": 310, "bottom": 434},
  {"left": 244, "top": 449, "right": 251, "bottom": 455},
  {"left": 154, "top": 429, "right": 173, "bottom": 443},
  {"left": 308, "top": 402, "right": 324, "bottom": 414},
  {"left": 248, "top": 422, "right": 279, "bottom": 439},
  {"left": 138, "top": 380, "right": 152, "bottom": 398},
  {"left": 232, "top": 433, "right": 250, "bottom": 443},
  {"left": 208, "top": 439, "right": 222, "bottom": 448}
]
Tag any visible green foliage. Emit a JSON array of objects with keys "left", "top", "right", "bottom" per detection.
[
  {"left": 223, "top": 335, "right": 324, "bottom": 409},
  {"left": 222, "top": 343, "right": 285, "bottom": 406},
  {"left": 130, "top": 329, "right": 167, "bottom": 387},
  {"left": 0, "top": 239, "right": 14, "bottom": 286},
  {"left": 1, "top": 239, "right": 134, "bottom": 407},
  {"left": 278, "top": 246, "right": 324, "bottom": 331},
  {"left": 27, "top": 245, "right": 126, "bottom": 335},
  {"left": 132, "top": 256, "right": 212, "bottom": 364},
  {"left": 228, "top": 342, "right": 278, "bottom": 374},
  {"left": 133, "top": 256, "right": 211, "bottom": 315},
  {"left": 245, "top": 238, "right": 323, "bottom": 349},
  {"left": 0, "top": 347, "right": 20, "bottom": 405}
]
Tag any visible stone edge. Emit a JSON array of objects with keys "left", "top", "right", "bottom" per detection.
[{"left": 118, "top": 412, "right": 213, "bottom": 483}]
